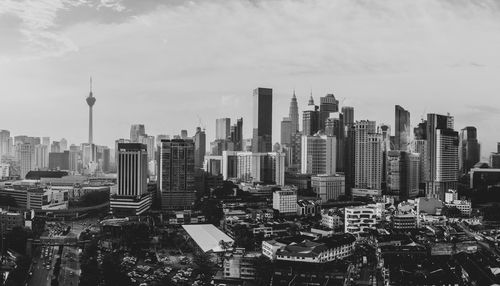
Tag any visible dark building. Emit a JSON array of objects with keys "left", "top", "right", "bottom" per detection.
[
  {"left": 303, "top": 96, "right": 320, "bottom": 136},
  {"left": 414, "top": 120, "right": 427, "bottom": 140},
  {"left": 102, "top": 147, "right": 110, "bottom": 172},
  {"left": 48, "top": 151, "right": 70, "bottom": 170},
  {"left": 319, "top": 94, "right": 339, "bottom": 131},
  {"left": 395, "top": 105, "right": 410, "bottom": 151},
  {"left": 459, "top": 126, "right": 480, "bottom": 174},
  {"left": 325, "top": 112, "right": 344, "bottom": 172},
  {"left": 230, "top": 118, "right": 243, "bottom": 151},
  {"left": 252, "top": 87, "right": 273, "bottom": 153},
  {"left": 194, "top": 127, "right": 206, "bottom": 170},
  {"left": 157, "top": 139, "right": 196, "bottom": 210},
  {"left": 342, "top": 107, "right": 355, "bottom": 192}
]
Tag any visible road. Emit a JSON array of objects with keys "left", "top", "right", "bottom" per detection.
[
  {"left": 58, "top": 245, "right": 80, "bottom": 286},
  {"left": 29, "top": 246, "right": 57, "bottom": 286}
]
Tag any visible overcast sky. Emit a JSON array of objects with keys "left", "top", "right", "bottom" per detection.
[{"left": 1, "top": 0, "right": 500, "bottom": 158}]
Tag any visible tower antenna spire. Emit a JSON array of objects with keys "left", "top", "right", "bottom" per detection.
[{"left": 90, "top": 76, "right": 93, "bottom": 94}]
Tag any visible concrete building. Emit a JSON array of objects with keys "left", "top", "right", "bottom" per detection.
[
  {"left": 273, "top": 188, "right": 297, "bottom": 216},
  {"left": 280, "top": 117, "right": 292, "bottom": 146},
  {"left": 18, "top": 143, "right": 35, "bottom": 179},
  {"left": 301, "top": 133, "right": 336, "bottom": 175},
  {"left": 216, "top": 118, "right": 231, "bottom": 140},
  {"left": 344, "top": 204, "right": 380, "bottom": 235},
  {"left": 223, "top": 248, "right": 259, "bottom": 281},
  {"left": 193, "top": 127, "right": 206, "bottom": 170},
  {"left": 311, "top": 174, "right": 345, "bottom": 202},
  {"left": 110, "top": 143, "right": 151, "bottom": 216},
  {"left": 355, "top": 121, "right": 383, "bottom": 190},
  {"left": 459, "top": 126, "right": 480, "bottom": 174},
  {"left": 395, "top": 105, "right": 410, "bottom": 151},
  {"left": 302, "top": 96, "right": 320, "bottom": 136},
  {"left": 158, "top": 139, "right": 196, "bottom": 210},
  {"left": 321, "top": 209, "right": 343, "bottom": 229},
  {"left": 252, "top": 87, "right": 273, "bottom": 153},
  {"left": 130, "top": 124, "right": 146, "bottom": 143},
  {"left": 319, "top": 94, "right": 339, "bottom": 131},
  {"left": 233, "top": 152, "right": 285, "bottom": 185}
]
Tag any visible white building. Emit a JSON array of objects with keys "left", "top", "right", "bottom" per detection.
[
  {"left": 354, "top": 121, "right": 383, "bottom": 190},
  {"left": 301, "top": 133, "right": 336, "bottom": 175},
  {"left": 344, "top": 204, "right": 380, "bottom": 235},
  {"left": 321, "top": 209, "right": 343, "bottom": 229},
  {"left": 311, "top": 174, "right": 345, "bottom": 202},
  {"left": 273, "top": 188, "right": 297, "bottom": 215},
  {"left": 445, "top": 199, "right": 472, "bottom": 216},
  {"left": 444, "top": 189, "right": 458, "bottom": 204},
  {"left": 0, "top": 163, "right": 9, "bottom": 178},
  {"left": 224, "top": 151, "right": 285, "bottom": 185}
]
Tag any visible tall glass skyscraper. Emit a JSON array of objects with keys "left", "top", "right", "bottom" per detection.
[
  {"left": 252, "top": 88, "right": 273, "bottom": 153},
  {"left": 395, "top": 105, "right": 410, "bottom": 151}
]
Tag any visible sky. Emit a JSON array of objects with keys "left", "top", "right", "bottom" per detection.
[{"left": 1, "top": 0, "right": 500, "bottom": 159}]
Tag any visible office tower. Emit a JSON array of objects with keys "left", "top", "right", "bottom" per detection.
[
  {"left": 101, "top": 147, "right": 111, "bottom": 173},
  {"left": 289, "top": 132, "right": 302, "bottom": 170},
  {"left": 490, "top": 153, "right": 500, "bottom": 169},
  {"left": 411, "top": 139, "right": 427, "bottom": 193},
  {"left": 69, "top": 144, "right": 80, "bottom": 172},
  {"left": 194, "top": 127, "right": 206, "bottom": 170},
  {"left": 230, "top": 118, "right": 243, "bottom": 151},
  {"left": 34, "top": 144, "right": 49, "bottom": 169},
  {"left": 355, "top": 120, "right": 383, "bottom": 190},
  {"left": 60, "top": 138, "right": 68, "bottom": 152},
  {"left": 498, "top": 142, "right": 500, "bottom": 153},
  {"left": 42, "top": 137, "right": 50, "bottom": 146},
  {"left": 216, "top": 118, "right": 231, "bottom": 140},
  {"left": 312, "top": 174, "right": 345, "bottom": 202},
  {"left": 86, "top": 77, "right": 96, "bottom": 144},
  {"left": 234, "top": 151, "right": 285, "bottom": 185},
  {"left": 395, "top": 105, "right": 410, "bottom": 151},
  {"left": 158, "top": 139, "right": 196, "bottom": 210},
  {"left": 319, "top": 94, "right": 339, "bottom": 131},
  {"left": 342, "top": 107, "right": 355, "bottom": 190},
  {"left": 325, "top": 112, "right": 345, "bottom": 172},
  {"left": 386, "top": 151, "right": 420, "bottom": 201},
  {"left": 252, "top": 87, "right": 273, "bottom": 153},
  {"left": 378, "top": 124, "right": 391, "bottom": 190},
  {"left": 130, "top": 124, "right": 146, "bottom": 142},
  {"left": 426, "top": 113, "right": 459, "bottom": 200},
  {"left": 180, "top": 130, "right": 188, "bottom": 139},
  {"left": 81, "top": 143, "right": 97, "bottom": 167},
  {"left": 49, "top": 151, "right": 70, "bottom": 170},
  {"left": 51, "top": 141, "right": 61, "bottom": 153},
  {"left": 280, "top": 117, "right": 292, "bottom": 146},
  {"left": 18, "top": 143, "right": 34, "bottom": 179},
  {"left": 302, "top": 96, "right": 320, "bottom": 136},
  {"left": 301, "top": 133, "right": 336, "bottom": 175},
  {"left": 459, "top": 126, "right": 480, "bottom": 174},
  {"left": 0, "top": 130, "right": 11, "bottom": 159},
  {"left": 156, "top": 135, "right": 169, "bottom": 144},
  {"left": 138, "top": 135, "right": 155, "bottom": 162},
  {"left": 111, "top": 143, "right": 151, "bottom": 216},
  {"left": 289, "top": 91, "right": 300, "bottom": 134}
]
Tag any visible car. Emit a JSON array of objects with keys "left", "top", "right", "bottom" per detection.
[
  {"left": 69, "top": 272, "right": 74, "bottom": 277},
  {"left": 46, "top": 265, "right": 51, "bottom": 270}
]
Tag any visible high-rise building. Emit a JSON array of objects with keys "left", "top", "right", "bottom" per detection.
[
  {"left": 130, "top": 124, "right": 146, "bottom": 143},
  {"left": 230, "top": 118, "right": 243, "bottom": 151},
  {"left": 0, "top": 130, "right": 11, "bottom": 159},
  {"left": 86, "top": 77, "right": 96, "bottom": 144},
  {"left": 301, "top": 133, "right": 336, "bottom": 175},
  {"left": 411, "top": 139, "right": 427, "bottom": 193},
  {"left": 459, "top": 126, "right": 480, "bottom": 174},
  {"left": 69, "top": 144, "right": 80, "bottom": 173},
  {"left": 158, "top": 139, "right": 196, "bottom": 210},
  {"left": 216, "top": 118, "right": 231, "bottom": 140},
  {"left": 319, "top": 94, "right": 339, "bottom": 131},
  {"left": 235, "top": 152, "right": 285, "bottom": 185},
  {"left": 426, "top": 113, "right": 459, "bottom": 200},
  {"left": 289, "top": 91, "right": 300, "bottom": 134},
  {"left": 110, "top": 143, "right": 151, "bottom": 216},
  {"left": 280, "top": 117, "right": 292, "bottom": 146},
  {"left": 34, "top": 144, "right": 49, "bottom": 170},
  {"left": 51, "top": 141, "right": 61, "bottom": 153},
  {"left": 194, "top": 127, "right": 206, "bottom": 170},
  {"left": 252, "top": 88, "right": 273, "bottom": 153},
  {"left": 342, "top": 107, "right": 355, "bottom": 191},
  {"left": 490, "top": 153, "right": 500, "bottom": 169},
  {"left": 355, "top": 121, "right": 383, "bottom": 190},
  {"left": 138, "top": 135, "right": 155, "bottom": 162},
  {"left": 302, "top": 96, "right": 320, "bottom": 136},
  {"left": 395, "top": 105, "right": 410, "bottom": 151},
  {"left": 18, "top": 143, "right": 34, "bottom": 179},
  {"left": 180, "top": 130, "right": 188, "bottom": 139},
  {"left": 49, "top": 151, "right": 70, "bottom": 170},
  {"left": 386, "top": 151, "right": 420, "bottom": 201},
  {"left": 325, "top": 112, "right": 344, "bottom": 172},
  {"left": 60, "top": 138, "right": 68, "bottom": 152}
]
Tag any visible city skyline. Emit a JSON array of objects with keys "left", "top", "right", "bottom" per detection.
[{"left": 1, "top": 0, "right": 500, "bottom": 156}]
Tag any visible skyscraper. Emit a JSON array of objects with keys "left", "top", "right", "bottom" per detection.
[
  {"left": 110, "top": 143, "right": 152, "bottom": 216},
  {"left": 280, "top": 117, "right": 292, "bottom": 146},
  {"left": 386, "top": 151, "right": 420, "bottom": 201},
  {"left": 194, "top": 127, "right": 206, "bottom": 170},
  {"left": 18, "top": 143, "right": 34, "bottom": 179},
  {"left": 252, "top": 88, "right": 273, "bottom": 153},
  {"left": 230, "top": 118, "right": 243, "bottom": 151},
  {"left": 342, "top": 107, "right": 355, "bottom": 190},
  {"left": 0, "top": 130, "right": 11, "bottom": 159},
  {"left": 325, "top": 112, "right": 344, "bottom": 172},
  {"left": 426, "top": 113, "right": 459, "bottom": 200},
  {"left": 60, "top": 138, "right": 68, "bottom": 152},
  {"left": 395, "top": 105, "right": 410, "bottom": 151},
  {"left": 289, "top": 91, "right": 299, "bottom": 134},
  {"left": 86, "top": 77, "right": 96, "bottom": 145},
  {"left": 216, "top": 118, "right": 231, "bottom": 140},
  {"left": 158, "top": 139, "right": 196, "bottom": 210},
  {"left": 459, "top": 126, "right": 480, "bottom": 174},
  {"left": 130, "top": 124, "right": 146, "bottom": 142},
  {"left": 319, "top": 94, "right": 339, "bottom": 131},
  {"left": 355, "top": 120, "right": 383, "bottom": 190},
  {"left": 303, "top": 96, "right": 320, "bottom": 136},
  {"left": 301, "top": 133, "right": 336, "bottom": 175}
]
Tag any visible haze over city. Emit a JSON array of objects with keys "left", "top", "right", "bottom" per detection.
[{"left": 1, "top": 0, "right": 500, "bottom": 156}]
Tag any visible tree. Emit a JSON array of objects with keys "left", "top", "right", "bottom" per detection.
[
  {"left": 5, "top": 227, "right": 32, "bottom": 255},
  {"left": 193, "top": 252, "right": 214, "bottom": 284},
  {"left": 122, "top": 223, "right": 150, "bottom": 253},
  {"left": 102, "top": 252, "right": 133, "bottom": 286}
]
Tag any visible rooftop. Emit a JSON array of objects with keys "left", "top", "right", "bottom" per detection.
[{"left": 182, "top": 224, "right": 234, "bottom": 253}]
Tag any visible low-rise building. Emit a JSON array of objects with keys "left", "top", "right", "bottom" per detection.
[
  {"left": 393, "top": 213, "right": 418, "bottom": 230},
  {"left": 321, "top": 209, "right": 343, "bottom": 229},
  {"left": 445, "top": 199, "right": 472, "bottom": 216},
  {"left": 344, "top": 204, "right": 379, "bottom": 235},
  {"left": 273, "top": 188, "right": 297, "bottom": 216},
  {"left": 0, "top": 209, "right": 24, "bottom": 231},
  {"left": 311, "top": 174, "right": 345, "bottom": 202},
  {"left": 297, "top": 200, "right": 321, "bottom": 216},
  {"left": 223, "top": 248, "right": 260, "bottom": 281}
]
